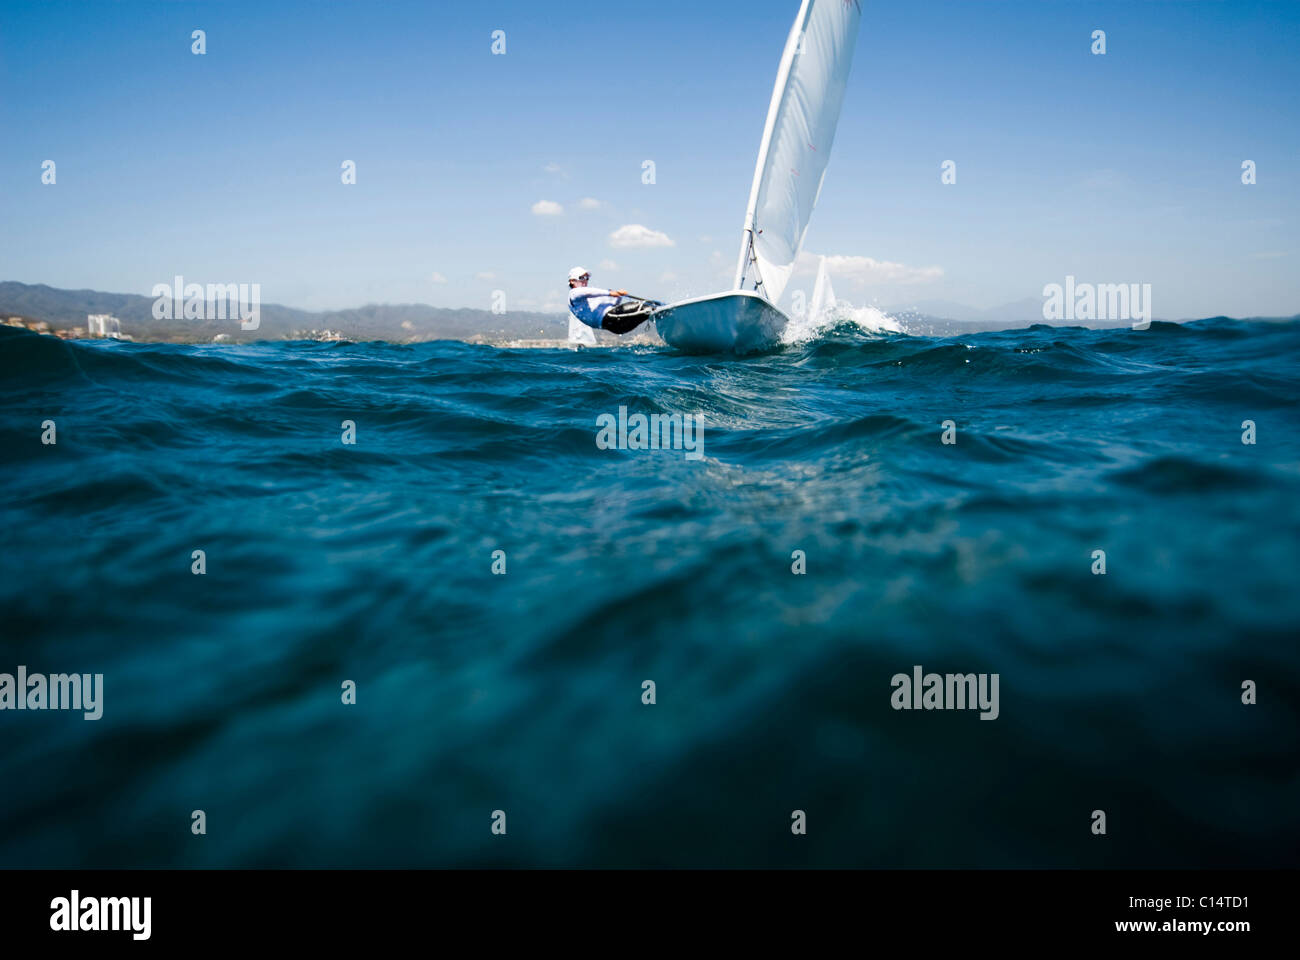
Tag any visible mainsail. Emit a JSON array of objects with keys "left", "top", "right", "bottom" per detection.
[{"left": 734, "top": 0, "right": 863, "bottom": 306}]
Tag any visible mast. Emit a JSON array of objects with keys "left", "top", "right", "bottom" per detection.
[{"left": 733, "top": 0, "right": 814, "bottom": 293}]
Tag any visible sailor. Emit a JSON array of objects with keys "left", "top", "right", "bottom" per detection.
[{"left": 567, "top": 268, "right": 653, "bottom": 335}]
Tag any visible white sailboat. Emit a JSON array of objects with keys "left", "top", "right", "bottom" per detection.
[
  {"left": 568, "top": 314, "right": 597, "bottom": 347},
  {"left": 653, "top": 0, "right": 863, "bottom": 353},
  {"left": 809, "top": 254, "right": 837, "bottom": 324}
]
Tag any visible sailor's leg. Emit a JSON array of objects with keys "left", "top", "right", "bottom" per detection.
[{"left": 601, "top": 310, "right": 650, "bottom": 335}]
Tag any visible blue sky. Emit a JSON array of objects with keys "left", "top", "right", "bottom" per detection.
[{"left": 2, "top": 0, "right": 1298, "bottom": 319}]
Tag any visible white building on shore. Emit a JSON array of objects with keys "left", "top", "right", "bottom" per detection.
[{"left": 86, "top": 314, "right": 122, "bottom": 339}]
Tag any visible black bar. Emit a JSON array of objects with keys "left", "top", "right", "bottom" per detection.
[{"left": 0, "top": 869, "right": 1281, "bottom": 946}]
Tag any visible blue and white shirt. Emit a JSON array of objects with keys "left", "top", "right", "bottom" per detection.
[{"left": 568, "top": 286, "right": 623, "bottom": 329}]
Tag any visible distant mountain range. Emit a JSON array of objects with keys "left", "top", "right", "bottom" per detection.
[
  {"left": 882, "top": 296, "right": 1297, "bottom": 335},
  {"left": 1, "top": 281, "right": 1294, "bottom": 344},
  {"left": 0, "top": 282, "right": 568, "bottom": 343},
  {"left": 885, "top": 297, "right": 1048, "bottom": 325}
]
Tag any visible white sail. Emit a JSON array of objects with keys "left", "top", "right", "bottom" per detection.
[
  {"left": 568, "top": 315, "right": 597, "bottom": 346},
  {"left": 734, "top": 0, "right": 863, "bottom": 306},
  {"left": 809, "top": 254, "right": 836, "bottom": 321}
]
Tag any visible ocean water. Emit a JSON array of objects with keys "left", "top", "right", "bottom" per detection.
[{"left": 1, "top": 318, "right": 1297, "bottom": 868}]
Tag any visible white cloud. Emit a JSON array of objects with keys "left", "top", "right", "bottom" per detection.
[
  {"left": 659, "top": 270, "right": 678, "bottom": 283},
  {"left": 430, "top": 272, "right": 448, "bottom": 284},
  {"left": 475, "top": 271, "right": 496, "bottom": 281},
  {"left": 598, "top": 259, "right": 619, "bottom": 271},
  {"left": 609, "top": 223, "right": 675, "bottom": 248},
  {"left": 532, "top": 200, "right": 564, "bottom": 216},
  {"left": 543, "top": 162, "right": 564, "bottom": 175},
  {"left": 798, "top": 251, "right": 943, "bottom": 285},
  {"left": 578, "top": 197, "right": 601, "bottom": 210}
]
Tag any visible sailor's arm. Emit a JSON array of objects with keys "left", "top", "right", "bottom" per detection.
[{"left": 574, "top": 286, "right": 628, "bottom": 300}]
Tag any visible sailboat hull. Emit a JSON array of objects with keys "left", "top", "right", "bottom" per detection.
[{"left": 652, "top": 291, "right": 788, "bottom": 354}]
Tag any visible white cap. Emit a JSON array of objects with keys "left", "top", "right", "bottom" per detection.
[{"left": 568, "top": 266, "right": 589, "bottom": 282}]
